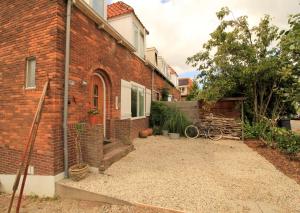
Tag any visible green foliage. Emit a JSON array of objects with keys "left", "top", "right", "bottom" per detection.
[
  {"left": 244, "top": 121, "right": 300, "bottom": 154},
  {"left": 150, "top": 102, "right": 190, "bottom": 135},
  {"left": 87, "top": 108, "right": 99, "bottom": 115},
  {"left": 74, "top": 123, "right": 85, "bottom": 135},
  {"left": 244, "top": 120, "right": 268, "bottom": 139},
  {"left": 150, "top": 102, "right": 171, "bottom": 133},
  {"left": 186, "top": 80, "right": 200, "bottom": 101},
  {"left": 160, "top": 88, "right": 170, "bottom": 101},
  {"left": 187, "top": 8, "right": 300, "bottom": 122},
  {"left": 270, "top": 127, "right": 300, "bottom": 154},
  {"left": 163, "top": 107, "right": 190, "bottom": 135}
]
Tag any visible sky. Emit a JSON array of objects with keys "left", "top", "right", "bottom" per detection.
[{"left": 110, "top": 0, "right": 300, "bottom": 76}]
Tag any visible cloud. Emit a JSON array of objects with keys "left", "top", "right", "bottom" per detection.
[{"left": 111, "top": 0, "right": 300, "bottom": 74}]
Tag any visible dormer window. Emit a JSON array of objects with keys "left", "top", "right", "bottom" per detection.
[
  {"left": 92, "top": 0, "right": 104, "bottom": 17},
  {"left": 88, "top": 0, "right": 105, "bottom": 18},
  {"left": 133, "top": 24, "right": 145, "bottom": 58}
]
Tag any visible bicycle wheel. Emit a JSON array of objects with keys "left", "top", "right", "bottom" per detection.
[
  {"left": 208, "top": 127, "right": 223, "bottom": 140},
  {"left": 185, "top": 125, "right": 199, "bottom": 139}
]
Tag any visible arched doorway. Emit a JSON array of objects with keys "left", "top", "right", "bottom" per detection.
[{"left": 90, "top": 73, "right": 106, "bottom": 138}]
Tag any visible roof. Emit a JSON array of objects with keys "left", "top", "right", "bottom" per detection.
[
  {"left": 178, "top": 78, "right": 193, "bottom": 86},
  {"left": 107, "top": 1, "right": 149, "bottom": 34},
  {"left": 168, "top": 66, "right": 178, "bottom": 76},
  {"left": 107, "top": 1, "right": 134, "bottom": 19}
]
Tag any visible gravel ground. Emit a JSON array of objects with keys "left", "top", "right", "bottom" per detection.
[
  {"left": 0, "top": 193, "right": 174, "bottom": 213},
  {"left": 60, "top": 136, "right": 300, "bottom": 213}
]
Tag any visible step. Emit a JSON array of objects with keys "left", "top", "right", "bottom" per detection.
[
  {"left": 103, "top": 138, "right": 112, "bottom": 145},
  {"left": 99, "top": 145, "right": 134, "bottom": 172},
  {"left": 103, "top": 142, "right": 124, "bottom": 154}
]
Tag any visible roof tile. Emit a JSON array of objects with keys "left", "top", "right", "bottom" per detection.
[{"left": 107, "top": 1, "right": 134, "bottom": 19}]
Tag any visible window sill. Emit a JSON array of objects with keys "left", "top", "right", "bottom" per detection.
[
  {"left": 131, "top": 116, "right": 146, "bottom": 120},
  {"left": 25, "top": 87, "right": 36, "bottom": 90}
]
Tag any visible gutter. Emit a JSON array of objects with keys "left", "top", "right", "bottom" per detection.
[{"left": 63, "top": 0, "right": 72, "bottom": 178}]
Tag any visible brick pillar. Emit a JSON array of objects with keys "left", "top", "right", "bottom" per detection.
[{"left": 68, "top": 123, "right": 103, "bottom": 168}]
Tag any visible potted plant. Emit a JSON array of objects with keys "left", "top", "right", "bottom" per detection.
[
  {"left": 69, "top": 123, "right": 89, "bottom": 181},
  {"left": 164, "top": 107, "right": 190, "bottom": 139},
  {"left": 87, "top": 108, "right": 99, "bottom": 125},
  {"left": 162, "top": 129, "right": 169, "bottom": 136}
]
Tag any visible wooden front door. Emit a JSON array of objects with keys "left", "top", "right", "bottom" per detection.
[{"left": 91, "top": 75, "right": 104, "bottom": 125}]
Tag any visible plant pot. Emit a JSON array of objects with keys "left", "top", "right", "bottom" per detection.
[
  {"left": 139, "top": 130, "right": 148, "bottom": 138},
  {"left": 146, "top": 128, "right": 153, "bottom": 136},
  {"left": 88, "top": 115, "right": 97, "bottom": 125},
  {"left": 69, "top": 163, "right": 89, "bottom": 181},
  {"left": 169, "top": 133, "right": 180, "bottom": 139},
  {"left": 162, "top": 130, "right": 169, "bottom": 136}
]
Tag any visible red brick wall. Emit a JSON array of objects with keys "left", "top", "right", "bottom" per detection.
[
  {"left": 153, "top": 71, "right": 181, "bottom": 101},
  {"left": 0, "top": 0, "right": 65, "bottom": 175},
  {"left": 0, "top": 1, "right": 180, "bottom": 176}
]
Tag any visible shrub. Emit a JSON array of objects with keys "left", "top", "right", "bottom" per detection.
[
  {"left": 271, "top": 127, "right": 300, "bottom": 154},
  {"left": 245, "top": 120, "right": 300, "bottom": 154},
  {"left": 163, "top": 107, "right": 190, "bottom": 135},
  {"left": 150, "top": 102, "right": 190, "bottom": 135},
  {"left": 150, "top": 102, "right": 170, "bottom": 129},
  {"left": 244, "top": 120, "right": 269, "bottom": 139}
]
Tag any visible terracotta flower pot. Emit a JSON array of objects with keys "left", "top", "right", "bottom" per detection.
[
  {"left": 146, "top": 128, "right": 153, "bottom": 136},
  {"left": 139, "top": 130, "right": 148, "bottom": 138},
  {"left": 88, "top": 115, "right": 97, "bottom": 125}
]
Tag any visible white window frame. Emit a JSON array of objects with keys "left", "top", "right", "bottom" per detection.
[
  {"left": 25, "top": 57, "right": 36, "bottom": 89},
  {"left": 130, "top": 81, "right": 146, "bottom": 120}
]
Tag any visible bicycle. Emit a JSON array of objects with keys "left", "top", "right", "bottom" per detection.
[{"left": 185, "top": 115, "right": 223, "bottom": 140}]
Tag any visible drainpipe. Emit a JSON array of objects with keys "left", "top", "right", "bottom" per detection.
[
  {"left": 151, "top": 68, "right": 154, "bottom": 100},
  {"left": 63, "top": 0, "right": 72, "bottom": 178}
]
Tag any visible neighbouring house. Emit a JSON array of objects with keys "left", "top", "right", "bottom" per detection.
[
  {"left": 0, "top": 0, "right": 180, "bottom": 196},
  {"left": 178, "top": 78, "right": 193, "bottom": 100},
  {"left": 145, "top": 47, "right": 180, "bottom": 101},
  {"left": 168, "top": 66, "right": 179, "bottom": 88}
]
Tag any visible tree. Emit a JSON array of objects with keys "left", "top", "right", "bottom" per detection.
[
  {"left": 186, "top": 80, "right": 200, "bottom": 100},
  {"left": 187, "top": 7, "right": 300, "bottom": 122}
]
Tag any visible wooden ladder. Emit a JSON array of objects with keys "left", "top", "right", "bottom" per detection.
[{"left": 7, "top": 79, "right": 49, "bottom": 213}]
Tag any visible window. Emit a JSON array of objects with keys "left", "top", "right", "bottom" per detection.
[
  {"left": 131, "top": 84, "right": 145, "bottom": 118},
  {"left": 93, "top": 85, "right": 99, "bottom": 109},
  {"left": 131, "top": 86, "right": 138, "bottom": 117},
  {"left": 139, "top": 32, "right": 145, "bottom": 58},
  {"left": 133, "top": 23, "right": 145, "bottom": 58},
  {"left": 92, "top": 0, "right": 104, "bottom": 17},
  {"left": 134, "top": 25, "right": 139, "bottom": 51},
  {"left": 121, "top": 80, "right": 146, "bottom": 119},
  {"left": 131, "top": 86, "right": 145, "bottom": 118},
  {"left": 25, "top": 57, "right": 36, "bottom": 88},
  {"left": 138, "top": 88, "right": 145, "bottom": 116}
]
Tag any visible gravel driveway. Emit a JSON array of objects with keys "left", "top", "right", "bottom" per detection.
[{"left": 60, "top": 136, "right": 300, "bottom": 213}]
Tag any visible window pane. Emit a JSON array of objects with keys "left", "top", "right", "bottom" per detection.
[
  {"left": 131, "top": 87, "right": 138, "bottom": 117},
  {"left": 94, "top": 85, "right": 98, "bottom": 96},
  {"left": 139, "top": 89, "right": 145, "bottom": 116},
  {"left": 134, "top": 25, "right": 139, "bottom": 50},
  {"left": 139, "top": 33, "right": 144, "bottom": 57},
  {"left": 93, "top": 85, "right": 98, "bottom": 109},
  {"left": 92, "top": 0, "right": 104, "bottom": 17},
  {"left": 26, "top": 58, "right": 36, "bottom": 88}
]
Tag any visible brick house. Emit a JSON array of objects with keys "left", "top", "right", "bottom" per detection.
[
  {"left": 178, "top": 77, "right": 193, "bottom": 100},
  {"left": 0, "top": 0, "right": 180, "bottom": 196}
]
